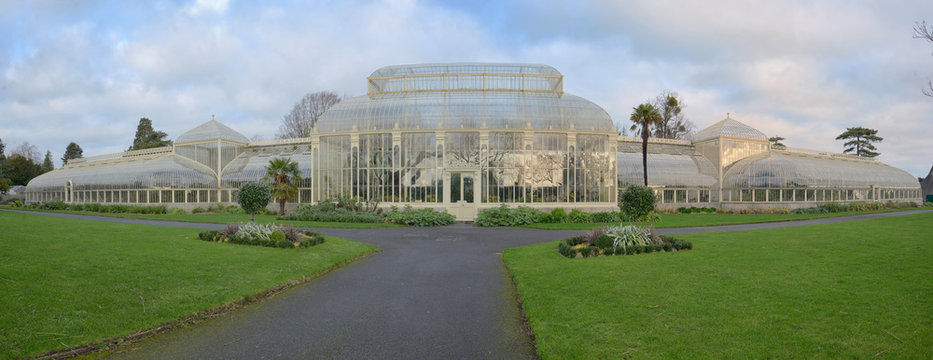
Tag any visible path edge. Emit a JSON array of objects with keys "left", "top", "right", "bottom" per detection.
[{"left": 34, "top": 245, "right": 381, "bottom": 360}]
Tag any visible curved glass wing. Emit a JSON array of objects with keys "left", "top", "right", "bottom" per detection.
[
  {"left": 221, "top": 152, "right": 312, "bottom": 189},
  {"left": 617, "top": 153, "right": 718, "bottom": 188},
  {"left": 27, "top": 155, "right": 217, "bottom": 192},
  {"left": 724, "top": 151, "right": 920, "bottom": 188},
  {"left": 316, "top": 92, "right": 614, "bottom": 133}
]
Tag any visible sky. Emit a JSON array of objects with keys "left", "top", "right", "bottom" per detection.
[{"left": 1, "top": 0, "right": 931, "bottom": 177}]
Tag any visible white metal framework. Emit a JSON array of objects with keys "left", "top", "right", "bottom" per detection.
[{"left": 25, "top": 63, "right": 922, "bottom": 218}]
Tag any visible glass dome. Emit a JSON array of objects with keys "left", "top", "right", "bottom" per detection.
[
  {"left": 723, "top": 151, "right": 919, "bottom": 188},
  {"left": 316, "top": 62, "right": 613, "bottom": 133},
  {"left": 316, "top": 92, "right": 614, "bottom": 133}
]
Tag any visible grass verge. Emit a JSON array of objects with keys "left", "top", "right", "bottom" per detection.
[
  {"left": 0, "top": 211, "right": 378, "bottom": 359},
  {"left": 0, "top": 207, "right": 402, "bottom": 228},
  {"left": 521, "top": 208, "right": 923, "bottom": 230},
  {"left": 504, "top": 212, "right": 933, "bottom": 359}
]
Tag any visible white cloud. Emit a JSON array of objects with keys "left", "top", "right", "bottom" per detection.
[{"left": 184, "top": 0, "right": 229, "bottom": 16}]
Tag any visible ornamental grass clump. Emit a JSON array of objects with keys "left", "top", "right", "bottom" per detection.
[{"left": 606, "top": 224, "right": 651, "bottom": 254}]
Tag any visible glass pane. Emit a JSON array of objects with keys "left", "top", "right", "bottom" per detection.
[
  {"left": 450, "top": 173, "right": 461, "bottom": 203},
  {"left": 463, "top": 174, "right": 474, "bottom": 203}
]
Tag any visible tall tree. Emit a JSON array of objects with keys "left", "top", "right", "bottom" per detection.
[
  {"left": 768, "top": 136, "right": 785, "bottom": 147},
  {"left": 41, "top": 150, "right": 54, "bottom": 173},
  {"left": 835, "top": 127, "right": 883, "bottom": 158},
  {"left": 62, "top": 142, "right": 84, "bottom": 165},
  {"left": 914, "top": 21, "right": 933, "bottom": 97},
  {"left": 263, "top": 157, "right": 302, "bottom": 215},
  {"left": 7, "top": 155, "right": 42, "bottom": 185},
  {"left": 0, "top": 137, "right": 6, "bottom": 160},
  {"left": 651, "top": 91, "right": 695, "bottom": 139},
  {"left": 129, "top": 118, "right": 172, "bottom": 150},
  {"left": 276, "top": 91, "right": 342, "bottom": 139},
  {"left": 630, "top": 103, "right": 662, "bottom": 186}
]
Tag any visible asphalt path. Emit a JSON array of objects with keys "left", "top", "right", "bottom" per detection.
[{"left": 3, "top": 208, "right": 929, "bottom": 359}]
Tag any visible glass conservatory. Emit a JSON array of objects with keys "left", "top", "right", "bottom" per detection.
[{"left": 25, "top": 63, "right": 922, "bottom": 218}]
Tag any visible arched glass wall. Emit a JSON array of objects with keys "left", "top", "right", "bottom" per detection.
[
  {"left": 616, "top": 152, "right": 719, "bottom": 204},
  {"left": 722, "top": 151, "right": 922, "bottom": 203}
]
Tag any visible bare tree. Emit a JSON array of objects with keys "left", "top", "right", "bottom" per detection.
[
  {"left": 651, "top": 90, "right": 695, "bottom": 139},
  {"left": 915, "top": 20, "right": 933, "bottom": 97},
  {"left": 276, "top": 91, "right": 342, "bottom": 139},
  {"left": 11, "top": 142, "right": 40, "bottom": 163}
]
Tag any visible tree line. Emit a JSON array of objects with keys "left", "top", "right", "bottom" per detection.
[{"left": 0, "top": 118, "right": 172, "bottom": 194}]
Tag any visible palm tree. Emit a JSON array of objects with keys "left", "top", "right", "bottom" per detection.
[
  {"left": 630, "top": 103, "right": 661, "bottom": 186},
  {"left": 263, "top": 157, "right": 303, "bottom": 215}
]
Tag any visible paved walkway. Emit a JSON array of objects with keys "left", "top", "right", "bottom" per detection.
[{"left": 4, "top": 209, "right": 929, "bottom": 359}]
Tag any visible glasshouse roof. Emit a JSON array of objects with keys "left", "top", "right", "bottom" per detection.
[
  {"left": 723, "top": 151, "right": 919, "bottom": 188},
  {"left": 617, "top": 153, "right": 718, "bottom": 188},
  {"left": 693, "top": 116, "right": 769, "bottom": 143},
  {"left": 316, "top": 92, "right": 614, "bottom": 133},
  {"left": 27, "top": 155, "right": 217, "bottom": 191},
  {"left": 369, "top": 63, "right": 562, "bottom": 78},
  {"left": 176, "top": 119, "right": 250, "bottom": 144}
]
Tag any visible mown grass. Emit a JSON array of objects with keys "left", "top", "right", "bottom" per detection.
[
  {"left": 0, "top": 207, "right": 401, "bottom": 228},
  {"left": 521, "top": 208, "right": 920, "bottom": 230},
  {"left": 0, "top": 211, "right": 378, "bottom": 359},
  {"left": 504, "top": 212, "right": 933, "bottom": 359}
]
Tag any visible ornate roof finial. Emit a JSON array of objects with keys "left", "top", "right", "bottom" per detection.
[
  {"left": 727, "top": 112, "right": 730, "bottom": 119},
  {"left": 211, "top": 114, "right": 215, "bottom": 121}
]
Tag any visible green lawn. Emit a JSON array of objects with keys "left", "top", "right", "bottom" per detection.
[
  {"left": 521, "top": 208, "right": 921, "bottom": 230},
  {"left": 0, "top": 211, "right": 378, "bottom": 359},
  {"left": 0, "top": 207, "right": 401, "bottom": 228},
  {"left": 504, "top": 212, "right": 933, "bottom": 359}
]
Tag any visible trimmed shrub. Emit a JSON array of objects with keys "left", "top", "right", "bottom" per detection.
[
  {"left": 281, "top": 204, "right": 384, "bottom": 223},
  {"left": 595, "top": 234, "right": 614, "bottom": 251},
  {"left": 582, "top": 228, "right": 605, "bottom": 246},
  {"left": 275, "top": 239, "right": 294, "bottom": 248},
  {"left": 270, "top": 230, "right": 287, "bottom": 242},
  {"left": 475, "top": 204, "right": 547, "bottom": 227},
  {"left": 568, "top": 209, "right": 592, "bottom": 223},
  {"left": 168, "top": 207, "right": 187, "bottom": 215},
  {"left": 549, "top": 208, "right": 568, "bottom": 223},
  {"left": 590, "top": 211, "right": 621, "bottom": 223},
  {"left": 557, "top": 241, "right": 575, "bottom": 258},
  {"left": 198, "top": 230, "right": 222, "bottom": 242},
  {"left": 238, "top": 182, "right": 272, "bottom": 221},
  {"left": 619, "top": 185, "right": 656, "bottom": 221},
  {"left": 384, "top": 206, "right": 456, "bottom": 226},
  {"left": 301, "top": 230, "right": 326, "bottom": 247}
]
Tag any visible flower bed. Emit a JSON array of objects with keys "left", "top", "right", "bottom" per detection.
[
  {"left": 556, "top": 224, "right": 692, "bottom": 258},
  {"left": 198, "top": 223, "right": 325, "bottom": 249}
]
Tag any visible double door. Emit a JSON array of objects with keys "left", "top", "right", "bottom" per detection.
[{"left": 447, "top": 171, "right": 476, "bottom": 221}]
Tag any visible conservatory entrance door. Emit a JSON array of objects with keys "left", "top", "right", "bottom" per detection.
[{"left": 448, "top": 171, "right": 476, "bottom": 221}]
